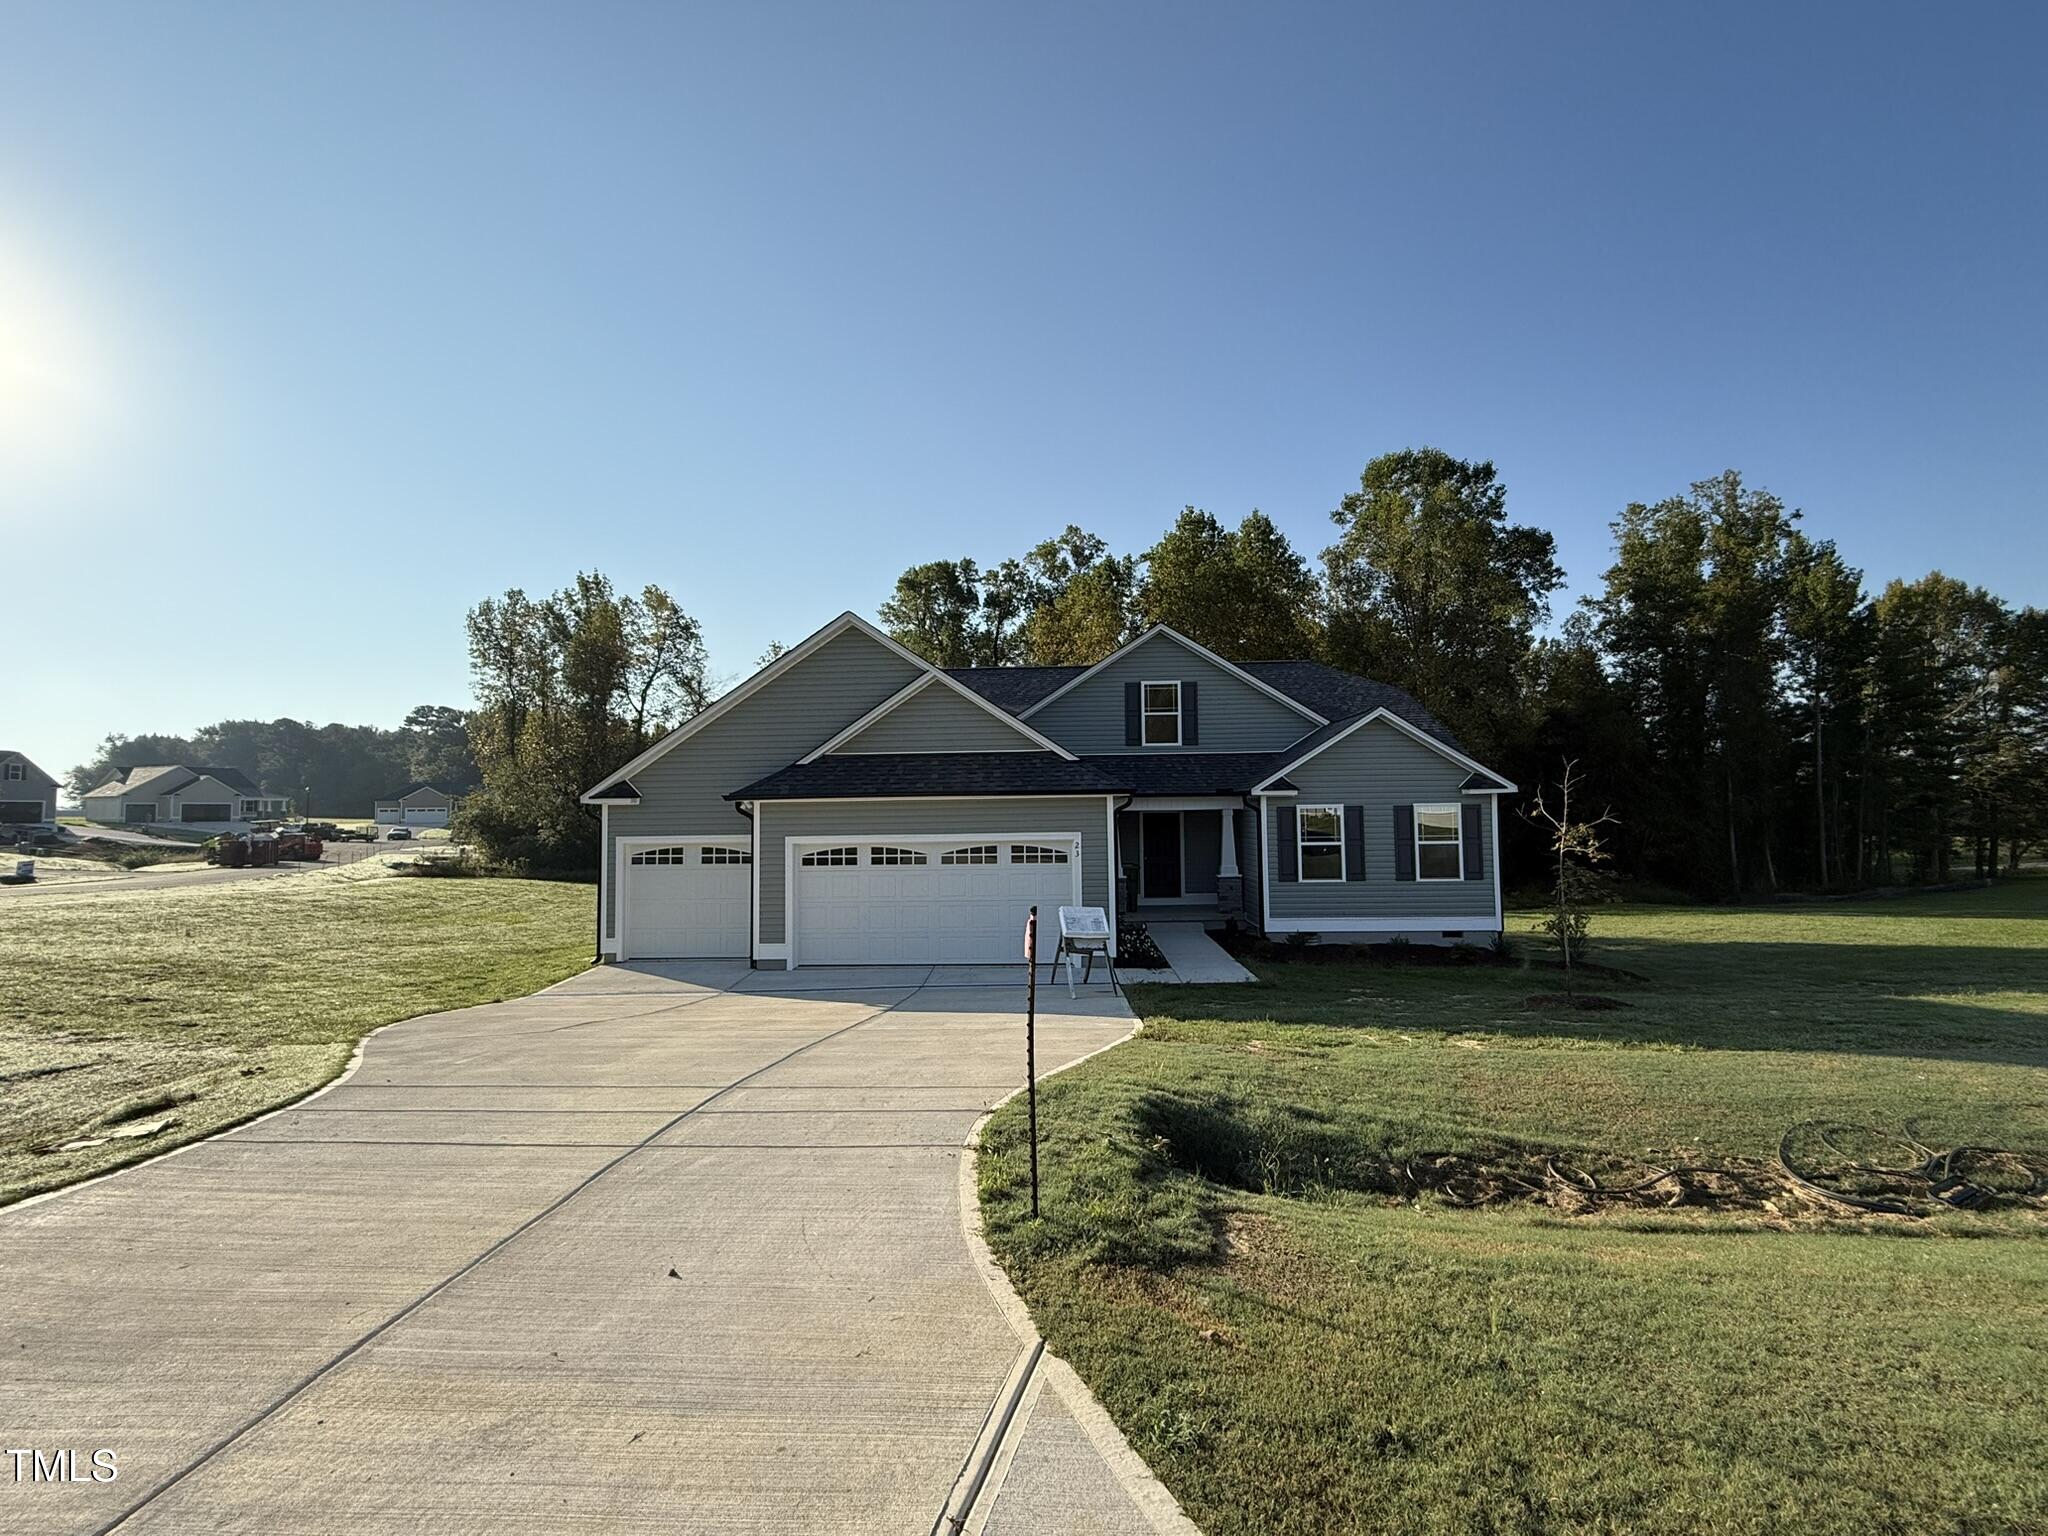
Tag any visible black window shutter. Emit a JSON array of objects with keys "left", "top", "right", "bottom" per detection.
[
  {"left": 1124, "top": 681, "right": 1141, "bottom": 746},
  {"left": 1344, "top": 804, "right": 1365, "bottom": 880},
  {"left": 1181, "top": 680, "right": 1199, "bottom": 745},
  {"left": 1277, "top": 805, "right": 1298, "bottom": 882},
  {"left": 1463, "top": 803, "right": 1485, "bottom": 879},
  {"left": 1392, "top": 805, "right": 1415, "bottom": 881}
]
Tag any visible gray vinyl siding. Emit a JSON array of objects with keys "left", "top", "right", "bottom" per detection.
[
  {"left": 1026, "top": 632, "right": 1318, "bottom": 753},
  {"left": 1264, "top": 718, "right": 1498, "bottom": 925},
  {"left": 604, "top": 628, "right": 923, "bottom": 937},
  {"left": 757, "top": 796, "right": 1112, "bottom": 946},
  {"left": 832, "top": 683, "right": 1046, "bottom": 755},
  {"left": 1, "top": 758, "right": 58, "bottom": 819}
]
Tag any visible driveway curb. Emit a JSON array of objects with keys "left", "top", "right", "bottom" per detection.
[{"left": 953, "top": 1020, "right": 1205, "bottom": 1536}]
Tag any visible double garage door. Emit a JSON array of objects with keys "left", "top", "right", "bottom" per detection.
[
  {"left": 793, "top": 838, "right": 1079, "bottom": 966},
  {"left": 619, "top": 835, "right": 1081, "bottom": 965}
]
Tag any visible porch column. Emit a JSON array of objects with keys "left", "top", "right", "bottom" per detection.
[{"left": 1217, "top": 806, "right": 1245, "bottom": 917}]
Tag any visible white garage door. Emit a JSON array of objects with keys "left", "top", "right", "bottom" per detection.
[
  {"left": 622, "top": 842, "right": 752, "bottom": 959},
  {"left": 793, "top": 838, "right": 1080, "bottom": 966},
  {"left": 404, "top": 806, "right": 449, "bottom": 825}
]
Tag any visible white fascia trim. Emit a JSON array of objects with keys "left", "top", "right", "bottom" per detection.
[
  {"left": 1262, "top": 917, "right": 1503, "bottom": 934},
  {"left": 1016, "top": 625, "right": 1326, "bottom": 725},
  {"left": 586, "top": 611, "right": 1078, "bottom": 799},
  {"left": 798, "top": 672, "right": 1075, "bottom": 763},
  {"left": 1121, "top": 794, "right": 1242, "bottom": 811},
  {"left": 1250, "top": 708, "right": 1517, "bottom": 793}
]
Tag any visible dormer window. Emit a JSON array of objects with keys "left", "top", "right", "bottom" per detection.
[{"left": 1141, "top": 681, "right": 1181, "bottom": 745}]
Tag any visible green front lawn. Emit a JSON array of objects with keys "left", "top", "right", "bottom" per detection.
[
  {"left": 0, "top": 868, "right": 594, "bottom": 1204},
  {"left": 980, "top": 881, "right": 2048, "bottom": 1536}
]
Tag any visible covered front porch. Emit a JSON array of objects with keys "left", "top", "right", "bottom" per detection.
[{"left": 1116, "top": 796, "right": 1252, "bottom": 927}]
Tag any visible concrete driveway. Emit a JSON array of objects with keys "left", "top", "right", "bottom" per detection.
[{"left": 1, "top": 964, "right": 1172, "bottom": 1535}]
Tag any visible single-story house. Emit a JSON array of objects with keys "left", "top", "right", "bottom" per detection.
[
  {"left": 1, "top": 749, "right": 61, "bottom": 825},
  {"left": 80, "top": 764, "right": 291, "bottom": 828},
  {"left": 374, "top": 785, "right": 459, "bottom": 826},
  {"left": 583, "top": 611, "right": 1514, "bottom": 967}
]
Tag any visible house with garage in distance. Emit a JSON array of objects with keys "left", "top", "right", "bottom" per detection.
[
  {"left": 374, "top": 784, "right": 459, "bottom": 827},
  {"left": 80, "top": 764, "right": 292, "bottom": 829},
  {"left": 583, "top": 611, "right": 1513, "bottom": 967},
  {"left": 0, "top": 750, "right": 62, "bottom": 826}
]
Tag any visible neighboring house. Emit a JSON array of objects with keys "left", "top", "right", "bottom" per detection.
[
  {"left": 583, "top": 611, "right": 1514, "bottom": 967},
  {"left": 79, "top": 765, "right": 291, "bottom": 828},
  {"left": 374, "top": 785, "right": 459, "bottom": 826},
  {"left": 0, "top": 750, "right": 61, "bottom": 825}
]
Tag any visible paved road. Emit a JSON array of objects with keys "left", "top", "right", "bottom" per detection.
[{"left": 0, "top": 963, "right": 1166, "bottom": 1535}]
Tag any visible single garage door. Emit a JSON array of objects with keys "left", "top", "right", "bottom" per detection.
[
  {"left": 404, "top": 806, "right": 448, "bottom": 825},
  {"left": 622, "top": 842, "right": 751, "bottom": 959},
  {"left": 0, "top": 800, "right": 43, "bottom": 824},
  {"left": 794, "top": 838, "right": 1080, "bottom": 966}
]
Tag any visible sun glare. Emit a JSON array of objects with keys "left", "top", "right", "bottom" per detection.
[{"left": 0, "top": 232, "right": 119, "bottom": 480}]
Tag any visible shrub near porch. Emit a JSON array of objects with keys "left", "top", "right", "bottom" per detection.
[{"left": 977, "top": 881, "right": 2048, "bottom": 1536}]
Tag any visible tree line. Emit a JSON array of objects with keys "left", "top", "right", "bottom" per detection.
[
  {"left": 877, "top": 450, "right": 2047, "bottom": 897},
  {"left": 67, "top": 706, "right": 477, "bottom": 819}
]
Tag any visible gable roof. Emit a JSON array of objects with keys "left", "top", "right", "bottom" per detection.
[
  {"left": 1013, "top": 626, "right": 1327, "bottom": 725},
  {"left": 198, "top": 765, "right": 262, "bottom": 796},
  {"left": 0, "top": 751, "right": 57, "bottom": 784},
  {"left": 799, "top": 673, "right": 1073, "bottom": 763},
  {"left": 582, "top": 610, "right": 1046, "bottom": 802},
  {"left": 1237, "top": 662, "right": 1458, "bottom": 747},
  {"left": 1250, "top": 707, "right": 1517, "bottom": 795},
  {"left": 945, "top": 651, "right": 1452, "bottom": 746}
]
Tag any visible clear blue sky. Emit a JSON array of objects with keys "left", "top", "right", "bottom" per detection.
[{"left": 4, "top": 2, "right": 2043, "bottom": 782}]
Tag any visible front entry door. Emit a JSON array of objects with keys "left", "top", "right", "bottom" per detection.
[{"left": 1140, "top": 812, "right": 1182, "bottom": 900}]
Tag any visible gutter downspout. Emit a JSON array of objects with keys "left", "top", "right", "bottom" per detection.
[{"left": 735, "top": 800, "right": 756, "bottom": 968}]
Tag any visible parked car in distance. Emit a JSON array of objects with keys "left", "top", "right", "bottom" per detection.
[{"left": 384, "top": 827, "right": 413, "bottom": 841}]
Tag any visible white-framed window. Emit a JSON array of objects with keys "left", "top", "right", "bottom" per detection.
[
  {"left": 1297, "top": 805, "right": 1344, "bottom": 882},
  {"left": 801, "top": 846, "right": 860, "bottom": 867},
  {"left": 240, "top": 799, "right": 259, "bottom": 815},
  {"left": 869, "top": 846, "right": 927, "bottom": 866},
  {"left": 1141, "top": 681, "right": 1181, "bottom": 745},
  {"left": 940, "top": 844, "right": 998, "bottom": 865},
  {"left": 1010, "top": 844, "right": 1068, "bottom": 864},
  {"left": 631, "top": 845, "right": 694, "bottom": 865},
  {"left": 3, "top": 763, "right": 22, "bottom": 782},
  {"left": 1415, "top": 805, "right": 1464, "bottom": 881},
  {"left": 700, "top": 846, "right": 750, "bottom": 865}
]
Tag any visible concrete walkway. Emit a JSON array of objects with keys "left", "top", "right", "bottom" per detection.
[
  {"left": 1141, "top": 923, "right": 1256, "bottom": 984},
  {"left": 0, "top": 963, "right": 1184, "bottom": 1535}
]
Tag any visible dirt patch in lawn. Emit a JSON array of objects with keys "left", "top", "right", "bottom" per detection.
[{"left": 1147, "top": 1095, "right": 2048, "bottom": 1224}]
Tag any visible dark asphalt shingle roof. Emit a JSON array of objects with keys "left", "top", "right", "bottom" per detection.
[
  {"left": 1236, "top": 661, "right": 1458, "bottom": 746},
  {"left": 943, "top": 666, "right": 1084, "bottom": 712},
  {"left": 946, "top": 655, "right": 1459, "bottom": 751},
  {"left": 586, "top": 778, "right": 643, "bottom": 802},
  {"left": 1082, "top": 753, "right": 1286, "bottom": 795},
  {"left": 730, "top": 753, "right": 1127, "bottom": 801}
]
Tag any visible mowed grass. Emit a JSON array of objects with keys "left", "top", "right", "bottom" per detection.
[
  {"left": 979, "top": 880, "right": 2048, "bottom": 1536},
  {"left": 0, "top": 869, "right": 594, "bottom": 1203}
]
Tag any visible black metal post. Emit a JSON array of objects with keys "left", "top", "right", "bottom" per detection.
[{"left": 1025, "top": 904, "right": 1040, "bottom": 1220}]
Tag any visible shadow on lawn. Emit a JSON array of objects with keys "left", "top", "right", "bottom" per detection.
[{"left": 1137, "top": 941, "right": 2048, "bottom": 1069}]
